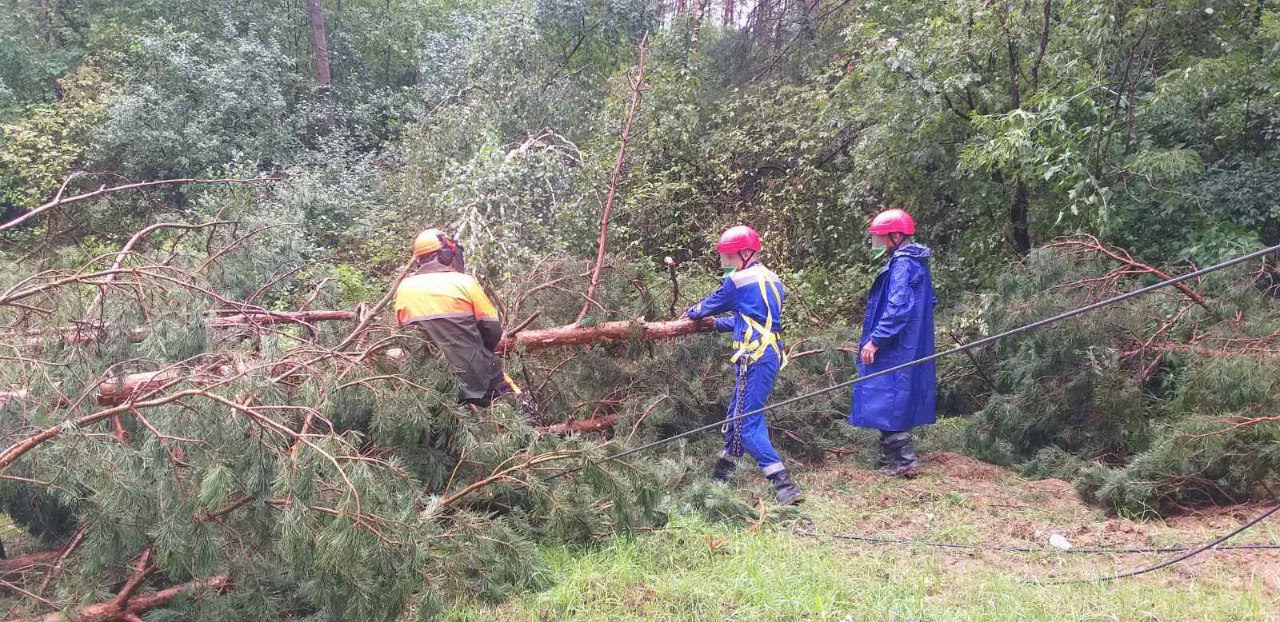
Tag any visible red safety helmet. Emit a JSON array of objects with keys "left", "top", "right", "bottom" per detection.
[
  {"left": 868, "top": 208, "right": 916, "bottom": 236},
  {"left": 716, "top": 225, "right": 762, "bottom": 254}
]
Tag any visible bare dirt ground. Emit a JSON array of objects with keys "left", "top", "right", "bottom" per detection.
[{"left": 802, "top": 450, "right": 1280, "bottom": 594}]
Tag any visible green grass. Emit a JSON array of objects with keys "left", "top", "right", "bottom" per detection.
[
  {"left": 449, "top": 449, "right": 1280, "bottom": 621},
  {"left": 449, "top": 515, "right": 1275, "bottom": 621}
]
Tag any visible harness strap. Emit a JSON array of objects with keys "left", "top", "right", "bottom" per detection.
[{"left": 730, "top": 276, "right": 787, "bottom": 369}]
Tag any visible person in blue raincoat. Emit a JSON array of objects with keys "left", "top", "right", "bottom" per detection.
[
  {"left": 849, "top": 208, "right": 937, "bottom": 476},
  {"left": 686, "top": 225, "right": 803, "bottom": 505}
]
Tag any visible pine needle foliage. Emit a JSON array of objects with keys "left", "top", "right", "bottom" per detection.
[{"left": 961, "top": 246, "right": 1280, "bottom": 515}]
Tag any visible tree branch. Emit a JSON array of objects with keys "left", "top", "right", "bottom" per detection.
[
  {"left": 577, "top": 33, "right": 648, "bottom": 324},
  {"left": 0, "top": 177, "right": 276, "bottom": 235}
]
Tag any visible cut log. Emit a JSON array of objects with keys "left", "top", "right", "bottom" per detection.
[
  {"left": 496, "top": 317, "right": 715, "bottom": 355},
  {"left": 96, "top": 370, "right": 180, "bottom": 406},
  {"left": 16, "top": 574, "right": 231, "bottom": 622}
]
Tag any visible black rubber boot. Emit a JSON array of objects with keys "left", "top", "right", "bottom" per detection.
[
  {"left": 767, "top": 469, "right": 804, "bottom": 505},
  {"left": 710, "top": 456, "right": 737, "bottom": 483},
  {"left": 876, "top": 438, "right": 892, "bottom": 469},
  {"left": 879, "top": 431, "right": 919, "bottom": 477}
]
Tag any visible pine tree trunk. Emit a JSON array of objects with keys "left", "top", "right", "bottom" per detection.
[
  {"left": 1006, "top": 26, "right": 1031, "bottom": 255},
  {"left": 16, "top": 313, "right": 715, "bottom": 369},
  {"left": 41, "top": 0, "right": 57, "bottom": 50},
  {"left": 16, "top": 318, "right": 716, "bottom": 407},
  {"left": 496, "top": 317, "right": 714, "bottom": 355},
  {"left": 690, "top": 0, "right": 706, "bottom": 54},
  {"left": 1011, "top": 180, "right": 1030, "bottom": 255},
  {"left": 306, "top": 0, "right": 334, "bottom": 129}
]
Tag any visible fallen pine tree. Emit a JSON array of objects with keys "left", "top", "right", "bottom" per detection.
[
  {"left": 11, "top": 311, "right": 715, "bottom": 356},
  {"left": 3, "top": 318, "right": 716, "bottom": 408},
  {"left": 0, "top": 208, "right": 702, "bottom": 619}
]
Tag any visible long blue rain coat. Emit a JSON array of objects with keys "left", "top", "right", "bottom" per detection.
[
  {"left": 686, "top": 262, "right": 787, "bottom": 472},
  {"left": 849, "top": 243, "right": 938, "bottom": 432}
]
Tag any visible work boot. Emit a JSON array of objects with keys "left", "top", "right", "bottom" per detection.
[
  {"left": 766, "top": 468, "right": 805, "bottom": 505},
  {"left": 710, "top": 456, "right": 737, "bottom": 483},
  {"left": 876, "top": 440, "right": 892, "bottom": 469},
  {"left": 879, "top": 431, "right": 919, "bottom": 478}
]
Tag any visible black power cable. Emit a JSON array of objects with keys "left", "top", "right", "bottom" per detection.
[{"left": 547, "top": 242, "right": 1280, "bottom": 481}]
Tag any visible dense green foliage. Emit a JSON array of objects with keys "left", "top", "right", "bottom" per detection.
[
  {"left": 1, "top": 0, "right": 1278, "bottom": 617},
  {"left": 963, "top": 246, "right": 1280, "bottom": 515}
]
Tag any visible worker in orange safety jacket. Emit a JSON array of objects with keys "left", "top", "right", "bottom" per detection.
[{"left": 394, "top": 228, "right": 520, "bottom": 407}]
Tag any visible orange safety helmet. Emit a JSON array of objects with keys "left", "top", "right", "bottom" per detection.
[{"left": 412, "top": 228, "right": 448, "bottom": 258}]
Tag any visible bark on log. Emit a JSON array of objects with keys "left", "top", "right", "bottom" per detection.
[
  {"left": 15, "top": 574, "right": 231, "bottom": 622},
  {"left": 496, "top": 317, "right": 715, "bottom": 355},
  {"left": 96, "top": 370, "right": 180, "bottom": 407},
  {"left": 205, "top": 309, "right": 356, "bottom": 328},
  {"left": 0, "top": 550, "right": 61, "bottom": 581}
]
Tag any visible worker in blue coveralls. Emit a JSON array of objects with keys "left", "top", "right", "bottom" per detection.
[
  {"left": 686, "top": 225, "right": 803, "bottom": 505},
  {"left": 850, "top": 208, "right": 937, "bottom": 477}
]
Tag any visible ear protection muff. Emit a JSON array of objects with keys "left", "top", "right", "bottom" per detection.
[{"left": 437, "top": 233, "right": 457, "bottom": 266}]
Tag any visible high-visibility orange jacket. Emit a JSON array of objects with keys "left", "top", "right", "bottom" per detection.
[{"left": 394, "top": 261, "right": 507, "bottom": 403}]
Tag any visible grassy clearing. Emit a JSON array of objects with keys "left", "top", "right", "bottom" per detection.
[{"left": 451, "top": 438, "right": 1280, "bottom": 621}]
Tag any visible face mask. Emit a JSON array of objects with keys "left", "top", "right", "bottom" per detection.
[
  {"left": 871, "top": 245, "right": 888, "bottom": 260},
  {"left": 721, "top": 265, "right": 737, "bottom": 277}
]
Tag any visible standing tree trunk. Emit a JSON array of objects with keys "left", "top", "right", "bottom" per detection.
[
  {"left": 1006, "top": 28, "right": 1031, "bottom": 255},
  {"left": 724, "top": 0, "right": 735, "bottom": 26},
  {"left": 306, "top": 0, "right": 334, "bottom": 129},
  {"left": 1011, "top": 181, "right": 1031, "bottom": 255},
  {"left": 690, "top": 0, "right": 707, "bottom": 54},
  {"left": 41, "top": 0, "right": 57, "bottom": 50}
]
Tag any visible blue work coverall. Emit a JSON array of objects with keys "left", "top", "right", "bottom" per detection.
[
  {"left": 686, "top": 262, "right": 787, "bottom": 475},
  {"left": 849, "top": 243, "right": 938, "bottom": 431}
]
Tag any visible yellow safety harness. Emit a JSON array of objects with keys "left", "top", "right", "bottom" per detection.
[{"left": 730, "top": 276, "right": 788, "bottom": 369}]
